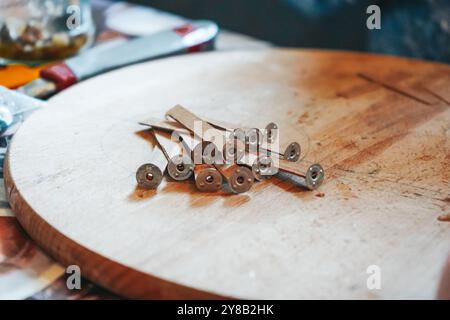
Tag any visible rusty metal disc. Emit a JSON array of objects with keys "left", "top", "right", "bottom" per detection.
[
  {"left": 136, "top": 163, "right": 163, "bottom": 189},
  {"left": 167, "top": 154, "right": 194, "bottom": 181},
  {"left": 228, "top": 166, "right": 254, "bottom": 193},
  {"left": 195, "top": 166, "right": 223, "bottom": 192}
]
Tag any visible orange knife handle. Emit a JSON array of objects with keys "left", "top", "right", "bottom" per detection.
[{"left": 40, "top": 63, "right": 77, "bottom": 91}]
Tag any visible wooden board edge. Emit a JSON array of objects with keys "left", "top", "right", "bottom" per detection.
[{"left": 3, "top": 150, "right": 229, "bottom": 300}]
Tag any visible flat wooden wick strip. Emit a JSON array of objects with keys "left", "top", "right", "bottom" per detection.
[
  {"left": 203, "top": 117, "right": 249, "bottom": 132},
  {"left": 166, "top": 105, "right": 226, "bottom": 150},
  {"left": 139, "top": 118, "right": 192, "bottom": 136},
  {"left": 151, "top": 129, "right": 184, "bottom": 160},
  {"left": 139, "top": 118, "right": 200, "bottom": 158}
]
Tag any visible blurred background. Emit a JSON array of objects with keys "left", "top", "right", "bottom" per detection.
[{"left": 129, "top": 0, "right": 450, "bottom": 63}]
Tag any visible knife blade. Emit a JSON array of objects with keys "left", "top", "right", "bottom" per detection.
[{"left": 17, "top": 20, "right": 219, "bottom": 99}]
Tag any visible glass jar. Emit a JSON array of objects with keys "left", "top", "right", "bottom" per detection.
[{"left": 0, "top": 0, "right": 94, "bottom": 64}]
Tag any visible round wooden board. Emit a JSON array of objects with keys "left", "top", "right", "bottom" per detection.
[{"left": 5, "top": 49, "right": 450, "bottom": 299}]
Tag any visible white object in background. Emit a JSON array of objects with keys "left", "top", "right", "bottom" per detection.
[
  {"left": 104, "top": 2, "right": 271, "bottom": 50},
  {"left": 105, "top": 2, "right": 187, "bottom": 36},
  {"left": 0, "top": 86, "right": 46, "bottom": 137}
]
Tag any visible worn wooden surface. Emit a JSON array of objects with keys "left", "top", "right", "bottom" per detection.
[{"left": 4, "top": 49, "right": 450, "bottom": 299}]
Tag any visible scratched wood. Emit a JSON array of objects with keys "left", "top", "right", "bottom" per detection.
[{"left": 4, "top": 49, "right": 450, "bottom": 299}]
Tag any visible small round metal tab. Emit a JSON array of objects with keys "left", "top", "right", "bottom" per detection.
[
  {"left": 136, "top": 163, "right": 163, "bottom": 189},
  {"left": 229, "top": 166, "right": 254, "bottom": 193},
  {"left": 195, "top": 167, "right": 223, "bottom": 192},
  {"left": 245, "top": 128, "right": 262, "bottom": 151},
  {"left": 167, "top": 154, "right": 194, "bottom": 181},
  {"left": 283, "top": 142, "right": 301, "bottom": 162},
  {"left": 251, "top": 155, "right": 277, "bottom": 181},
  {"left": 232, "top": 128, "right": 246, "bottom": 144},
  {"left": 265, "top": 122, "right": 278, "bottom": 144},
  {"left": 305, "top": 163, "right": 324, "bottom": 190},
  {"left": 223, "top": 139, "right": 245, "bottom": 163}
]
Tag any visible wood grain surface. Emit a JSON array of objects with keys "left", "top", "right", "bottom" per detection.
[{"left": 4, "top": 49, "right": 450, "bottom": 299}]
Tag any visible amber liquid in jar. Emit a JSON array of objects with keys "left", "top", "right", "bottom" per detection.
[{"left": 0, "top": 0, "right": 94, "bottom": 62}]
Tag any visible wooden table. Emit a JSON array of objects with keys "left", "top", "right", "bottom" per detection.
[{"left": 5, "top": 49, "right": 450, "bottom": 299}]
